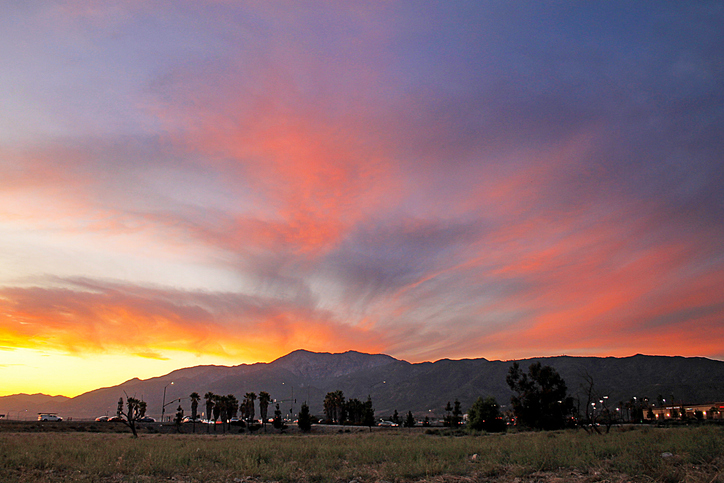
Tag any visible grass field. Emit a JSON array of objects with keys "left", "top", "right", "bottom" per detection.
[{"left": 0, "top": 425, "right": 722, "bottom": 482}]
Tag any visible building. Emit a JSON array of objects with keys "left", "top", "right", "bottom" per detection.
[{"left": 650, "top": 402, "right": 723, "bottom": 420}]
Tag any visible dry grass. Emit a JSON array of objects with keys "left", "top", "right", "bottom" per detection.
[{"left": 0, "top": 425, "right": 722, "bottom": 482}]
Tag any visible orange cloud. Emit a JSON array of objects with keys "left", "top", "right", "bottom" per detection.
[{"left": 0, "top": 279, "right": 387, "bottom": 363}]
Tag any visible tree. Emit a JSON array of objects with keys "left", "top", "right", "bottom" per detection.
[
  {"left": 204, "top": 392, "right": 215, "bottom": 433},
  {"left": 243, "top": 392, "right": 257, "bottom": 426},
  {"left": 298, "top": 403, "right": 312, "bottom": 432},
  {"left": 217, "top": 395, "right": 229, "bottom": 432},
  {"left": 578, "top": 371, "right": 611, "bottom": 434},
  {"left": 189, "top": 392, "right": 200, "bottom": 433},
  {"left": 212, "top": 395, "right": 222, "bottom": 432},
  {"left": 404, "top": 411, "right": 415, "bottom": 428},
  {"left": 467, "top": 396, "right": 506, "bottom": 433},
  {"left": 117, "top": 394, "right": 144, "bottom": 438},
  {"left": 391, "top": 409, "right": 400, "bottom": 425},
  {"left": 226, "top": 394, "right": 239, "bottom": 429},
  {"left": 272, "top": 403, "right": 285, "bottom": 431},
  {"left": 444, "top": 401, "right": 453, "bottom": 426},
  {"left": 346, "top": 398, "right": 364, "bottom": 425},
  {"left": 506, "top": 362, "right": 573, "bottom": 430},
  {"left": 323, "top": 390, "right": 345, "bottom": 423},
  {"left": 258, "top": 391, "right": 271, "bottom": 431},
  {"left": 174, "top": 404, "right": 184, "bottom": 433},
  {"left": 452, "top": 399, "right": 462, "bottom": 427},
  {"left": 362, "top": 396, "right": 375, "bottom": 431}
]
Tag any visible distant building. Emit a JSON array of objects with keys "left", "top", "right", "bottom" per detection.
[{"left": 650, "top": 402, "right": 723, "bottom": 420}]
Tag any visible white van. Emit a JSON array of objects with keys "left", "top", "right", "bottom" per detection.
[{"left": 38, "top": 413, "right": 63, "bottom": 422}]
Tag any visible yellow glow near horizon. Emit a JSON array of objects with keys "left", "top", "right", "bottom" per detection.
[{"left": 0, "top": 348, "right": 255, "bottom": 398}]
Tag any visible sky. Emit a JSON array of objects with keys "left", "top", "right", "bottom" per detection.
[{"left": 1, "top": 1, "right": 723, "bottom": 397}]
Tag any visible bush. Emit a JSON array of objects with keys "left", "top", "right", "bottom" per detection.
[
  {"left": 468, "top": 396, "right": 507, "bottom": 433},
  {"left": 298, "top": 403, "right": 312, "bottom": 432}
]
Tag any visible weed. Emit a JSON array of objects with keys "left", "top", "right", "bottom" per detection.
[{"left": 0, "top": 426, "right": 722, "bottom": 482}]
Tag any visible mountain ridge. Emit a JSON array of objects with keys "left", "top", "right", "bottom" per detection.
[{"left": 2, "top": 351, "right": 723, "bottom": 420}]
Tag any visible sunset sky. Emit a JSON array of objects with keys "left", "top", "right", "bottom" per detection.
[{"left": 1, "top": 2, "right": 723, "bottom": 397}]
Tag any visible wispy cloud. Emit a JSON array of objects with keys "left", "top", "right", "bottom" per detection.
[{"left": 1, "top": 1, "right": 723, "bottom": 396}]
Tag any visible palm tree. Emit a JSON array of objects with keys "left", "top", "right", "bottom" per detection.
[
  {"left": 189, "top": 392, "right": 200, "bottom": 433},
  {"left": 323, "top": 390, "right": 345, "bottom": 423},
  {"left": 226, "top": 394, "right": 239, "bottom": 431},
  {"left": 258, "top": 392, "right": 271, "bottom": 431},
  {"left": 324, "top": 392, "right": 336, "bottom": 423},
  {"left": 204, "top": 392, "right": 215, "bottom": 433},
  {"left": 244, "top": 392, "right": 257, "bottom": 427},
  {"left": 227, "top": 394, "right": 239, "bottom": 419},
  {"left": 212, "top": 395, "right": 223, "bottom": 432}
]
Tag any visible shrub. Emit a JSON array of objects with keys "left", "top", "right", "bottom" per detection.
[{"left": 468, "top": 396, "right": 507, "bottom": 433}]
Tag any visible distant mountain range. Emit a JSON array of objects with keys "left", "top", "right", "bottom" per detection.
[{"left": 2, "top": 350, "right": 723, "bottom": 421}]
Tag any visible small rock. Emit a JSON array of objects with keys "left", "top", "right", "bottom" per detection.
[{"left": 661, "top": 452, "right": 673, "bottom": 458}]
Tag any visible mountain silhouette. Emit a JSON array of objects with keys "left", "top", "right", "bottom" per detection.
[{"left": 1, "top": 351, "right": 723, "bottom": 421}]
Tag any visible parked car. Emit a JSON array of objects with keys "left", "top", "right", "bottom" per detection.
[
  {"left": 377, "top": 420, "right": 398, "bottom": 427},
  {"left": 181, "top": 416, "right": 202, "bottom": 423},
  {"left": 95, "top": 416, "right": 109, "bottom": 422},
  {"left": 138, "top": 416, "right": 156, "bottom": 423},
  {"left": 108, "top": 416, "right": 124, "bottom": 422},
  {"left": 38, "top": 413, "right": 63, "bottom": 422}
]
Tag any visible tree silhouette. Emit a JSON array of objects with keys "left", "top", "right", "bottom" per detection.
[
  {"left": 116, "top": 394, "right": 143, "bottom": 438},
  {"left": 298, "top": 403, "right": 312, "bottom": 432},
  {"left": 404, "top": 411, "right": 415, "bottom": 428},
  {"left": 174, "top": 404, "right": 184, "bottom": 433},
  {"left": 346, "top": 398, "right": 364, "bottom": 425},
  {"left": 243, "top": 392, "right": 257, "bottom": 427},
  {"left": 258, "top": 391, "right": 271, "bottom": 431},
  {"left": 507, "top": 362, "right": 573, "bottom": 430},
  {"left": 189, "top": 392, "right": 200, "bottom": 433},
  {"left": 467, "top": 396, "right": 506, "bottom": 432},
  {"left": 362, "top": 396, "right": 375, "bottom": 431},
  {"left": 204, "top": 392, "right": 215, "bottom": 433},
  {"left": 391, "top": 409, "right": 400, "bottom": 425},
  {"left": 323, "top": 390, "right": 345, "bottom": 423},
  {"left": 212, "top": 395, "right": 221, "bottom": 431},
  {"left": 444, "top": 401, "right": 453, "bottom": 426},
  {"left": 579, "top": 372, "right": 603, "bottom": 434},
  {"left": 452, "top": 399, "right": 462, "bottom": 427},
  {"left": 272, "top": 403, "right": 284, "bottom": 430},
  {"left": 217, "top": 395, "right": 230, "bottom": 432},
  {"left": 226, "top": 394, "right": 239, "bottom": 426}
]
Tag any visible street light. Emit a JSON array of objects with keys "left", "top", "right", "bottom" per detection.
[
  {"left": 10, "top": 409, "right": 27, "bottom": 420},
  {"left": 281, "top": 382, "right": 295, "bottom": 417},
  {"left": 163, "top": 398, "right": 184, "bottom": 421},
  {"left": 161, "top": 382, "right": 174, "bottom": 422}
]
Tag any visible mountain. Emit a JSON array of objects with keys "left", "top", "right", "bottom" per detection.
[
  {"left": 0, "top": 393, "right": 71, "bottom": 420},
  {"left": 2, "top": 351, "right": 723, "bottom": 421}
]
